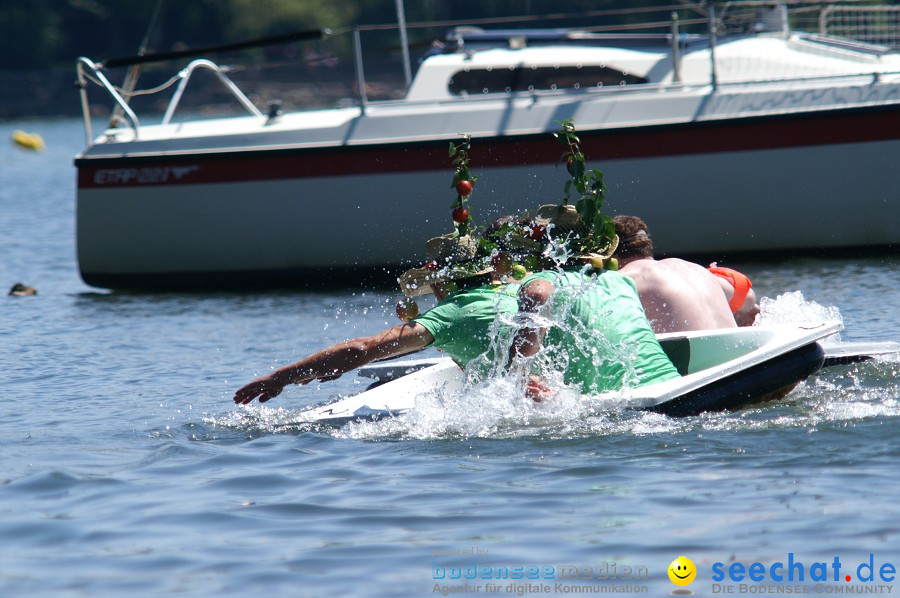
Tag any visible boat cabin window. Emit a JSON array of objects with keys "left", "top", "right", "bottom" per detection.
[{"left": 448, "top": 65, "right": 647, "bottom": 95}]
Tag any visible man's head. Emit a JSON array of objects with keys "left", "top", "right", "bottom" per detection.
[
  {"left": 398, "top": 233, "right": 493, "bottom": 298},
  {"left": 612, "top": 215, "right": 654, "bottom": 261}
]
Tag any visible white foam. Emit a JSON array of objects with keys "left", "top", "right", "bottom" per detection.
[
  {"left": 210, "top": 287, "right": 898, "bottom": 440},
  {"left": 757, "top": 290, "right": 843, "bottom": 340}
]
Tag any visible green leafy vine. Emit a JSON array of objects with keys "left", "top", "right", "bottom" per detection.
[
  {"left": 553, "top": 119, "right": 616, "bottom": 254},
  {"left": 448, "top": 134, "right": 478, "bottom": 236}
]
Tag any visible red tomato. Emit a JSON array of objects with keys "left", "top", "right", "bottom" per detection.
[
  {"left": 525, "top": 223, "right": 546, "bottom": 241},
  {"left": 455, "top": 180, "right": 473, "bottom": 196},
  {"left": 452, "top": 207, "right": 469, "bottom": 223}
]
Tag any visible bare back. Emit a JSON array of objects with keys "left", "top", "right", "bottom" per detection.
[{"left": 618, "top": 258, "right": 738, "bottom": 334}]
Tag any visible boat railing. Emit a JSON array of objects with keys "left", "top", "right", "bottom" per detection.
[
  {"left": 77, "top": 57, "right": 141, "bottom": 144},
  {"left": 77, "top": 56, "right": 264, "bottom": 145},
  {"left": 820, "top": 4, "right": 900, "bottom": 49},
  {"left": 351, "top": 67, "right": 900, "bottom": 117},
  {"left": 76, "top": 1, "right": 899, "bottom": 145},
  {"left": 160, "top": 59, "right": 263, "bottom": 126}
]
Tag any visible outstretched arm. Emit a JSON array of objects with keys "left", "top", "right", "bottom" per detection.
[{"left": 233, "top": 322, "right": 435, "bottom": 404}]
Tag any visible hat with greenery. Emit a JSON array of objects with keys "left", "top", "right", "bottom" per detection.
[
  {"left": 481, "top": 120, "right": 619, "bottom": 272},
  {"left": 398, "top": 233, "right": 493, "bottom": 298}
]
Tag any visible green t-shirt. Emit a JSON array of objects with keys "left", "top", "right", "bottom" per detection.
[
  {"left": 519, "top": 269, "right": 680, "bottom": 393},
  {"left": 413, "top": 283, "right": 519, "bottom": 368}
]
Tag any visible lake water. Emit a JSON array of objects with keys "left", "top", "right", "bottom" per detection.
[{"left": 1, "top": 117, "right": 898, "bottom": 597}]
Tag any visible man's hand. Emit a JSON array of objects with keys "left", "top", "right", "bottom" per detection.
[
  {"left": 233, "top": 374, "right": 285, "bottom": 405},
  {"left": 525, "top": 375, "right": 553, "bottom": 402}
]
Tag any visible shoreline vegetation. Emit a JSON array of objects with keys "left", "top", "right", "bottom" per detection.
[
  {"left": 0, "top": 0, "right": 720, "bottom": 120},
  {"left": 4, "top": 0, "right": 893, "bottom": 120}
]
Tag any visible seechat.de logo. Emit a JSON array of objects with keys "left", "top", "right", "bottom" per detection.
[{"left": 711, "top": 553, "right": 896, "bottom": 584}]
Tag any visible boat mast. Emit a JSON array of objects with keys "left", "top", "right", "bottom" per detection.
[
  {"left": 671, "top": 11, "right": 682, "bottom": 83},
  {"left": 395, "top": 0, "right": 413, "bottom": 90},
  {"left": 110, "top": 0, "right": 166, "bottom": 129},
  {"left": 707, "top": 0, "right": 719, "bottom": 91}
]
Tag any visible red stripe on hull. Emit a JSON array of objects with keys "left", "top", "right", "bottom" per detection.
[{"left": 76, "top": 106, "right": 899, "bottom": 188}]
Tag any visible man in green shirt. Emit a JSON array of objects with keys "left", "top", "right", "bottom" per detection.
[
  {"left": 508, "top": 205, "right": 681, "bottom": 400},
  {"left": 411, "top": 283, "right": 518, "bottom": 368},
  {"left": 233, "top": 233, "right": 518, "bottom": 404},
  {"left": 514, "top": 269, "right": 681, "bottom": 397}
]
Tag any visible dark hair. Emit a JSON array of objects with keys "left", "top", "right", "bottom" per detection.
[{"left": 612, "top": 215, "right": 654, "bottom": 259}]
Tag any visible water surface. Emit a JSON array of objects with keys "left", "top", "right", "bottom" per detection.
[{"left": 1, "top": 118, "right": 898, "bottom": 597}]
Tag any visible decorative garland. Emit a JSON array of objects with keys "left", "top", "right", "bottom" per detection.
[
  {"left": 449, "top": 134, "right": 477, "bottom": 237},
  {"left": 553, "top": 118, "right": 617, "bottom": 263},
  {"left": 396, "top": 122, "right": 620, "bottom": 322}
]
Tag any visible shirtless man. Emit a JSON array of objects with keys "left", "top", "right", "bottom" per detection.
[{"left": 611, "top": 215, "right": 739, "bottom": 334}]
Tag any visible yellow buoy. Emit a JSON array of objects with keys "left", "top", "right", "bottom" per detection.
[{"left": 11, "top": 130, "right": 45, "bottom": 151}]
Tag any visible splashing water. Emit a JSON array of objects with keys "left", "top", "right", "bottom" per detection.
[
  {"left": 209, "top": 284, "right": 898, "bottom": 441},
  {"left": 757, "top": 290, "right": 843, "bottom": 337},
  {"left": 210, "top": 359, "right": 899, "bottom": 441},
  {"left": 211, "top": 405, "right": 320, "bottom": 436},
  {"left": 333, "top": 368, "right": 658, "bottom": 441},
  {"left": 339, "top": 270, "right": 650, "bottom": 441}
]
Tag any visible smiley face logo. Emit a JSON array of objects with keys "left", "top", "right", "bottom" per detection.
[{"left": 668, "top": 556, "right": 697, "bottom": 586}]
